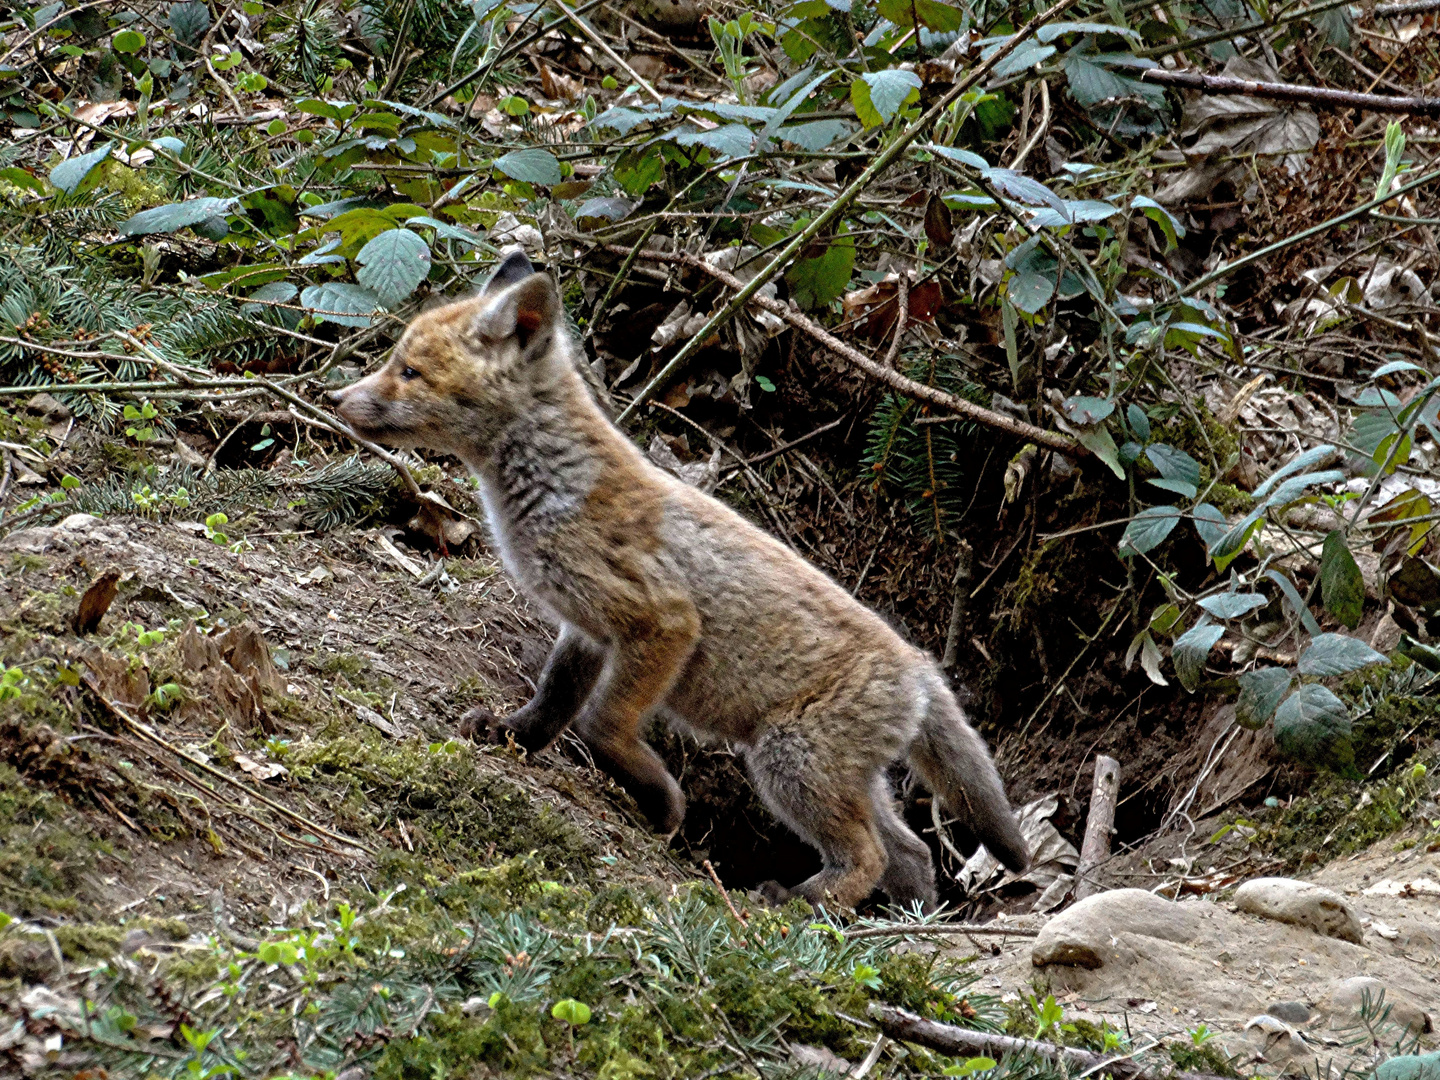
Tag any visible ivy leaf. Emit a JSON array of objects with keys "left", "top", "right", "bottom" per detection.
[
  {"left": 786, "top": 232, "right": 854, "bottom": 309},
  {"left": 118, "top": 196, "right": 236, "bottom": 236},
  {"left": 1272, "top": 684, "right": 1354, "bottom": 772},
  {"left": 1197, "top": 592, "right": 1267, "bottom": 620},
  {"left": 300, "top": 283, "right": 381, "bottom": 327},
  {"left": 1319, "top": 530, "right": 1365, "bottom": 629},
  {"left": 356, "top": 228, "right": 431, "bottom": 308},
  {"left": 1236, "top": 667, "right": 1292, "bottom": 729},
  {"left": 49, "top": 142, "right": 113, "bottom": 194},
  {"left": 1120, "top": 506, "right": 1180, "bottom": 556},
  {"left": 851, "top": 70, "right": 921, "bottom": 127},
  {"left": 1172, "top": 619, "right": 1224, "bottom": 692},
  {"left": 1297, "top": 633, "right": 1387, "bottom": 676},
  {"left": 494, "top": 148, "right": 562, "bottom": 185}
]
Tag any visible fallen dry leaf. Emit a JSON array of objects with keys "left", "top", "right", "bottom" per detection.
[{"left": 73, "top": 568, "right": 122, "bottom": 635}]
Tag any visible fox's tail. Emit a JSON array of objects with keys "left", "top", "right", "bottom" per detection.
[{"left": 909, "top": 676, "right": 1030, "bottom": 873}]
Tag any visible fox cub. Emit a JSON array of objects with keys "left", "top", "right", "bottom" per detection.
[{"left": 333, "top": 251, "right": 1029, "bottom": 908}]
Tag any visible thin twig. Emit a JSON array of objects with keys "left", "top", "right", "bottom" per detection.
[
  {"left": 869, "top": 1005, "right": 1230, "bottom": 1080},
  {"left": 702, "top": 859, "right": 748, "bottom": 928},
  {"left": 844, "top": 922, "right": 1038, "bottom": 940},
  {"left": 881, "top": 272, "right": 910, "bottom": 369},
  {"left": 1141, "top": 68, "right": 1440, "bottom": 115}
]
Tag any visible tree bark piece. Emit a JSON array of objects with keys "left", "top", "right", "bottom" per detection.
[
  {"left": 1141, "top": 68, "right": 1440, "bottom": 116},
  {"left": 1074, "top": 755, "right": 1120, "bottom": 901},
  {"left": 868, "top": 1005, "right": 1230, "bottom": 1080}
]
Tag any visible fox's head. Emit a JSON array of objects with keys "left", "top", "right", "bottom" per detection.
[{"left": 331, "top": 250, "right": 570, "bottom": 464}]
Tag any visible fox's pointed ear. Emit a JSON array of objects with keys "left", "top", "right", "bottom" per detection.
[
  {"left": 484, "top": 248, "right": 536, "bottom": 294},
  {"left": 472, "top": 272, "right": 560, "bottom": 355}
]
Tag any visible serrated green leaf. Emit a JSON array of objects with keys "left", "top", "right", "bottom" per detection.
[
  {"left": 876, "top": 0, "right": 965, "bottom": 31},
  {"left": 1197, "top": 592, "right": 1266, "bottom": 620},
  {"left": 50, "top": 142, "right": 113, "bottom": 194},
  {"left": 851, "top": 70, "right": 921, "bottom": 127},
  {"left": 1173, "top": 619, "right": 1224, "bottom": 692},
  {"left": 1126, "top": 403, "right": 1150, "bottom": 441},
  {"left": 300, "top": 283, "right": 380, "bottom": 327},
  {"left": 1236, "top": 667, "right": 1291, "bottom": 729},
  {"left": 1147, "top": 477, "right": 1197, "bottom": 499},
  {"left": 494, "top": 148, "right": 562, "bottom": 185},
  {"left": 1319, "top": 530, "right": 1364, "bottom": 629},
  {"left": 1297, "top": 633, "right": 1387, "bottom": 676},
  {"left": 118, "top": 196, "right": 235, "bottom": 236},
  {"left": 1253, "top": 445, "right": 1336, "bottom": 498},
  {"left": 1273, "top": 684, "right": 1354, "bottom": 771},
  {"left": 168, "top": 1, "right": 210, "bottom": 44},
  {"left": 1145, "top": 443, "right": 1201, "bottom": 486},
  {"left": 355, "top": 228, "right": 431, "bottom": 308},
  {"left": 1120, "top": 506, "right": 1180, "bottom": 555}
]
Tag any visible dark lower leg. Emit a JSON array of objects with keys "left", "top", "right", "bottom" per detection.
[
  {"left": 494, "top": 626, "right": 606, "bottom": 752},
  {"left": 871, "top": 777, "right": 937, "bottom": 910}
]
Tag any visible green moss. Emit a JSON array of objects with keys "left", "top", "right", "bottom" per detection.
[
  {"left": 285, "top": 733, "right": 596, "bottom": 883},
  {"left": 1169, "top": 1039, "right": 1239, "bottom": 1076}
]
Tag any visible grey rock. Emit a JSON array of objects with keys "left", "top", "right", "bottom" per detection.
[
  {"left": 1243, "top": 1014, "right": 1309, "bottom": 1064},
  {"left": 1266, "top": 1001, "right": 1312, "bottom": 1025},
  {"left": 1234, "top": 877, "right": 1363, "bottom": 943},
  {"left": 1032, "top": 888, "right": 1203, "bottom": 970},
  {"left": 1322, "top": 976, "right": 1432, "bottom": 1036}
]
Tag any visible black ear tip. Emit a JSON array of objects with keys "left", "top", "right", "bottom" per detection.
[{"left": 485, "top": 247, "right": 537, "bottom": 293}]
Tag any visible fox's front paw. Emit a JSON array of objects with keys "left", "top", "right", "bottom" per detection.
[
  {"left": 755, "top": 880, "right": 793, "bottom": 907},
  {"left": 457, "top": 705, "right": 519, "bottom": 747}
]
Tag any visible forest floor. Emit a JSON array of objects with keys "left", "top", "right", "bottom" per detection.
[{"left": 0, "top": 460, "right": 1435, "bottom": 1077}]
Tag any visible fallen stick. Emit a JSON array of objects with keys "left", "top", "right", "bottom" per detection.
[
  {"left": 1074, "top": 754, "right": 1120, "bottom": 901},
  {"left": 844, "top": 922, "right": 1037, "bottom": 940},
  {"left": 868, "top": 1005, "right": 1231, "bottom": 1080},
  {"left": 609, "top": 245, "right": 1083, "bottom": 457},
  {"left": 1140, "top": 68, "right": 1440, "bottom": 116}
]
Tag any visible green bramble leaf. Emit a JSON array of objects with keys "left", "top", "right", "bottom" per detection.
[
  {"left": 1319, "top": 530, "right": 1365, "bottom": 629},
  {"left": 355, "top": 228, "right": 431, "bottom": 308}
]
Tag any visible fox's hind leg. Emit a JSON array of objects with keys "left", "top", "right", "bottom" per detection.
[
  {"left": 746, "top": 724, "right": 887, "bottom": 910},
  {"left": 870, "top": 774, "right": 937, "bottom": 911},
  {"left": 467, "top": 623, "right": 605, "bottom": 752}
]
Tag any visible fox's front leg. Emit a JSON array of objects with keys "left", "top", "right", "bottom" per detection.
[
  {"left": 575, "top": 600, "right": 699, "bottom": 835},
  {"left": 464, "top": 624, "right": 605, "bottom": 752}
]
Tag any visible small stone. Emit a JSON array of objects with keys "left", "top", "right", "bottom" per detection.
[
  {"left": 57, "top": 513, "right": 100, "bottom": 532},
  {"left": 1322, "top": 976, "right": 1432, "bottom": 1036},
  {"left": 790, "top": 1044, "right": 852, "bottom": 1074},
  {"left": 1234, "top": 877, "right": 1363, "bottom": 943},
  {"left": 1266, "top": 1001, "right": 1312, "bottom": 1025},
  {"left": 1032, "top": 888, "right": 1203, "bottom": 970},
  {"left": 24, "top": 392, "right": 70, "bottom": 420}
]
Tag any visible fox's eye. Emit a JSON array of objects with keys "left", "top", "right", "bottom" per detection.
[{"left": 400, "top": 366, "right": 420, "bottom": 381}]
